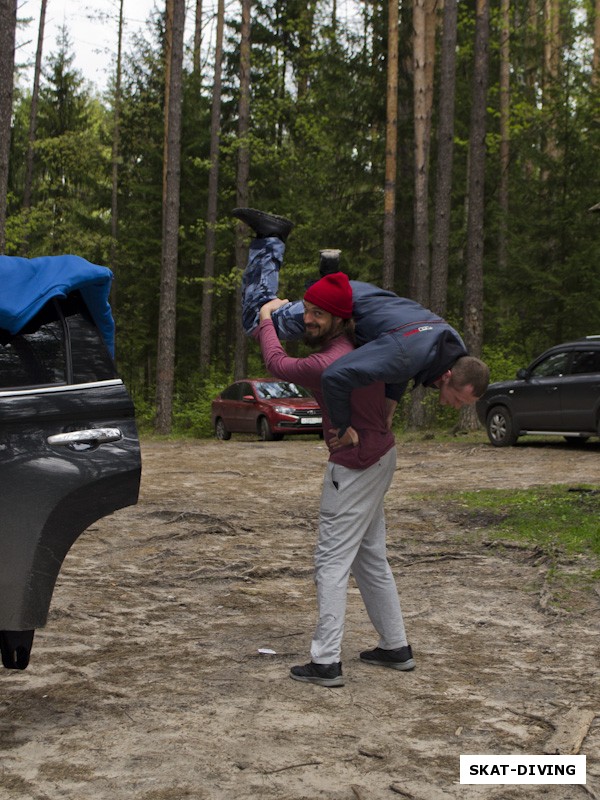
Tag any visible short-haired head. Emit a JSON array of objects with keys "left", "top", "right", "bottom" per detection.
[{"left": 449, "top": 356, "right": 490, "bottom": 398}]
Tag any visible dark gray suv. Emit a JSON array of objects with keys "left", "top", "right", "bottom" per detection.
[
  {"left": 477, "top": 337, "right": 600, "bottom": 446},
  {"left": 0, "top": 255, "right": 141, "bottom": 669}
]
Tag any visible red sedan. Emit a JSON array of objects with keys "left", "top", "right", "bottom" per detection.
[{"left": 211, "top": 379, "right": 323, "bottom": 441}]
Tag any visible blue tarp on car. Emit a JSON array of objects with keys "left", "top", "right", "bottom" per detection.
[{"left": 0, "top": 254, "right": 115, "bottom": 357}]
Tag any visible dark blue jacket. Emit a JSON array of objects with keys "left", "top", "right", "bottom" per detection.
[{"left": 322, "top": 281, "right": 468, "bottom": 433}]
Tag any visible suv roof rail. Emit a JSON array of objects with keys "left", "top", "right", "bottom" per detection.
[{"left": 582, "top": 335, "right": 600, "bottom": 340}]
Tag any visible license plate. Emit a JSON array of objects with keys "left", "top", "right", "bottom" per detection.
[{"left": 301, "top": 417, "right": 322, "bottom": 425}]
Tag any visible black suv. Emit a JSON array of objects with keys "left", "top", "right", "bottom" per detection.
[
  {"left": 477, "top": 337, "right": 600, "bottom": 446},
  {"left": 0, "top": 255, "right": 141, "bottom": 669}
]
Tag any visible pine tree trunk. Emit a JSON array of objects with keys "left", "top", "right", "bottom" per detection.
[
  {"left": 522, "top": 0, "right": 537, "bottom": 180},
  {"left": 297, "top": 1, "right": 317, "bottom": 99},
  {"left": 410, "top": 0, "right": 434, "bottom": 308},
  {"left": 162, "top": 0, "right": 174, "bottom": 193},
  {"left": 543, "top": 0, "right": 561, "bottom": 165},
  {"left": 193, "top": 0, "right": 203, "bottom": 77},
  {"left": 524, "top": 0, "right": 538, "bottom": 101},
  {"left": 23, "top": 0, "right": 47, "bottom": 217},
  {"left": 430, "top": 0, "right": 457, "bottom": 317},
  {"left": 199, "top": 0, "right": 225, "bottom": 371},
  {"left": 0, "top": 0, "right": 17, "bottom": 252},
  {"left": 408, "top": 0, "right": 436, "bottom": 430},
  {"left": 110, "top": 0, "right": 124, "bottom": 312},
  {"left": 460, "top": 0, "right": 489, "bottom": 432},
  {"left": 498, "top": 0, "right": 510, "bottom": 275},
  {"left": 382, "top": 0, "right": 399, "bottom": 291},
  {"left": 155, "top": 0, "right": 186, "bottom": 434},
  {"left": 234, "top": 0, "right": 251, "bottom": 381}
]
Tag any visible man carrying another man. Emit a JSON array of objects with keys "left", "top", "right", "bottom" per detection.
[
  {"left": 234, "top": 207, "right": 489, "bottom": 687},
  {"left": 236, "top": 207, "right": 489, "bottom": 450}
]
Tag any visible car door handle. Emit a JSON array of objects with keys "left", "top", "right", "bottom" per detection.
[{"left": 47, "top": 428, "right": 123, "bottom": 446}]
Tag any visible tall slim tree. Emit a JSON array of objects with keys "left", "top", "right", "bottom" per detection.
[
  {"left": 155, "top": 0, "right": 186, "bottom": 434},
  {"left": 410, "top": 0, "right": 436, "bottom": 306},
  {"left": 193, "top": 0, "right": 203, "bottom": 77},
  {"left": 461, "top": 0, "right": 490, "bottom": 430},
  {"left": 543, "top": 0, "right": 561, "bottom": 164},
  {"left": 408, "top": 0, "right": 436, "bottom": 430},
  {"left": 0, "top": 0, "right": 17, "bottom": 252},
  {"left": 498, "top": 0, "right": 510, "bottom": 275},
  {"left": 110, "top": 0, "right": 125, "bottom": 299},
  {"left": 162, "top": 0, "right": 175, "bottom": 194},
  {"left": 234, "top": 0, "right": 252, "bottom": 381},
  {"left": 23, "top": 0, "right": 47, "bottom": 220},
  {"left": 430, "top": 0, "right": 457, "bottom": 317},
  {"left": 382, "top": 0, "right": 399, "bottom": 291},
  {"left": 199, "top": 0, "right": 225, "bottom": 370},
  {"left": 296, "top": 0, "right": 318, "bottom": 99}
]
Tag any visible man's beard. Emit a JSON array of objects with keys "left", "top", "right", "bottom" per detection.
[
  {"left": 303, "top": 329, "right": 329, "bottom": 347},
  {"left": 303, "top": 319, "right": 344, "bottom": 348}
]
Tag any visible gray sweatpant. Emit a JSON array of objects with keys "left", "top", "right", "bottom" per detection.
[{"left": 310, "top": 446, "right": 409, "bottom": 664}]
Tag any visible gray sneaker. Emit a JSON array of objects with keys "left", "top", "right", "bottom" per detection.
[
  {"left": 319, "top": 248, "right": 342, "bottom": 276},
  {"left": 359, "top": 645, "right": 415, "bottom": 671},
  {"left": 290, "top": 661, "right": 344, "bottom": 687}
]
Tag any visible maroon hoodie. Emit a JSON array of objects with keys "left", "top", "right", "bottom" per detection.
[{"left": 257, "top": 318, "right": 394, "bottom": 470}]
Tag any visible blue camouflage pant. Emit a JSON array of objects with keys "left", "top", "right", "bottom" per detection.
[{"left": 242, "top": 237, "right": 306, "bottom": 339}]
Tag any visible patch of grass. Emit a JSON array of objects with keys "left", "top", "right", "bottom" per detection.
[
  {"left": 446, "top": 484, "right": 600, "bottom": 562},
  {"left": 431, "top": 485, "right": 600, "bottom": 610}
]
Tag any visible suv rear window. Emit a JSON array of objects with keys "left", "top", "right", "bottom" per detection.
[
  {"left": 66, "top": 308, "right": 116, "bottom": 383},
  {"left": 0, "top": 292, "right": 116, "bottom": 390},
  {"left": 570, "top": 350, "right": 600, "bottom": 374},
  {"left": 0, "top": 316, "right": 66, "bottom": 388}
]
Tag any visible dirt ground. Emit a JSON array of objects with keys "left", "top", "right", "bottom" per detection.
[{"left": 1, "top": 435, "right": 599, "bottom": 800}]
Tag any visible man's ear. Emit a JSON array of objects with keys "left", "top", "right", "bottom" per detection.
[{"left": 439, "top": 370, "right": 452, "bottom": 385}]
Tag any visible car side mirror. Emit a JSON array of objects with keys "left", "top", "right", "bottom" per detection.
[
  {"left": 516, "top": 368, "right": 528, "bottom": 380},
  {"left": 242, "top": 394, "right": 256, "bottom": 403}
]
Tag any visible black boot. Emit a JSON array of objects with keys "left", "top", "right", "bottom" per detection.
[
  {"left": 290, "top": 661, "right": 344, "bottom": 687},
  {"left": 232, "top": 207, "right": 294, "bottom": 243},
  {"left": 319, "top": 248, "right": 341, "bottom": 277}
]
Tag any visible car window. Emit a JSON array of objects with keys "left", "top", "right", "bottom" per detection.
[
  {"left": 66, "top": 313, "right": 117, "bottom": 383},
  {"left": 570, "top": 350, "right": 600, "bottom": 375},
  {"left": 0, "top": 314, "right": 66, "bottom": 389},
  {"left": 0, "top": 292, "right": 118, "bottom": 390},
  {"left": 221, "top": 384, "right": 238, "bottom": 401},
  {"left": 239, "top": 382, "right": 254, "bottom": 398},
  {"left": 530, "top": 351, "right": 570, "bottom": 378},
  {"left": 255, "top": 381, "right": 310, "bottom": 399}
]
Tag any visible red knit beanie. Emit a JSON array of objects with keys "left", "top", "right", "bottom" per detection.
[{"left": 303, "top": 272, "right": 353, "bottom": 319}]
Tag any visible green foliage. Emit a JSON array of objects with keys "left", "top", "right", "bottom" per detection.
[
  {"left": 171, "top": 369, "right": 232, "bottom": 438},
  {"left": 6, "top": 0, "right": 600, "bottom": 433},
  {"left": 481, "top": 343, "right": 524, "bottom": 383},
  {"left": 133, "top": 367, "right": 233, "bottom": 438},
  {"left": 449, "top": 485, "right": 600, "bottom": 558}
]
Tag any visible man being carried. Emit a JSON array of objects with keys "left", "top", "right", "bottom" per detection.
[{"left": 235, "top": 207, "right": 490, "bottom": 448}]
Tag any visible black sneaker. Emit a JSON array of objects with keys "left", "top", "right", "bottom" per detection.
[
  {"left": 232, "top": 207, "right": 294, "bottom": 242},
  {"left": 290, "top": 661, "right": 344, "bottom": 687},
  {"left": 319, "top": 248, "right": 341, "bottom": 276},
  {"left": 359, "top": 645, "right": 415, "bottom": 671}
]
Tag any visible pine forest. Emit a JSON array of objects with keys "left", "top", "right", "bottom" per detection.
[{"left": 1, "top": 0, "right": 599, "bottom": 434}]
